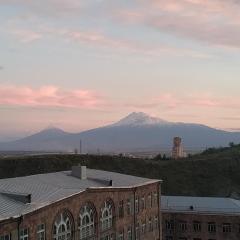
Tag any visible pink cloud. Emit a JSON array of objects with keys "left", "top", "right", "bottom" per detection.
[
  {"left": 67, "top": 30, "right": 132, "bottom": 49},
  {"left": 65, "top": 29, "right": 212, "bottom": 59},
  {"left": 4, "top": 18, "right": 212, "bottom": 58},
  {"left": 1, "top": 85, "right": 239, "bottom": 114},
  {"left": 4, "top": 0, "right": 240, "bottom": 48},
  {"left": 194, "top": 99, "right": 219, "bottom": 107},
  {"left": 11, "top": 29, "right": 42, "bottom": 43},
  {"left": 0, "top": 85, "right": 104, "bottom": 109},
  {"left": 123, "top": 93, "right": 240, "bottom": 111},
  {"left": 118, "top": 0, "right": 240, "bottom": 48}
]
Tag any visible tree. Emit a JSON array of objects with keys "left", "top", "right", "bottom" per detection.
[
  {"left": 154, "top": 154, "right": 162, "bottom": 161},
  {"left": 74, "top": 148, "right": 78, "bottom": 154}
]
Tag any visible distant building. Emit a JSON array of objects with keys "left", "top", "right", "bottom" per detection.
[
  {"left": 0, "top": 166, "right": 162, "bottom": 240},
  {"left": 171, "top": 137, "right": 186, "bottom": 159},
  {"left": 161, "top": 195, "right": 240, "bottom": 240}
]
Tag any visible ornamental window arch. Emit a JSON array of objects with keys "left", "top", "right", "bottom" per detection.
[
  {"left": 52, "top": 209, "right": 74, "bottom": 240},
  {"left": 100, "top": 199, "right": 115, "bottom": 231},
  {"left": 79, "top": 202, "right": 97, "bottom": 239}
]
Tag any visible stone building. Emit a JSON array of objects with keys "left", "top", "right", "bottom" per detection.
[
  {"left": 1, "top": 165, "right": 240, "bottom": 240},
  {"left": 161, "top": 195, "right": 240, "bottom": 240},
  {"left": 0, "top": 166, "right": 162, "bottom": 240}
]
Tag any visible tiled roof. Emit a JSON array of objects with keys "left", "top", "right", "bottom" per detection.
[
  {"left": 161, "top": 195, "right": 240, "bottom": 215},
  {"left": 0, "top": 169, "right": 156, "bottom": 220}
]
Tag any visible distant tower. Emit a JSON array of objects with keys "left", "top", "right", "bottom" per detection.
[{"left": 172, "top": 137, "right": 185, "bottom": 159}]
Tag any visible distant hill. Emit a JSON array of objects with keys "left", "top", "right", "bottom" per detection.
[{"left": 1, "top": 112, "right": 240, "bottom": 152}]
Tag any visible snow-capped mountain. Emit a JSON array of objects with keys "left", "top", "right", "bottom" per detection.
[
  {"left": 113, "top": 112, "right": 170, "bottom": 126},
  {"left": 1, "top": 112, "right": 240, "bottom": 152}
]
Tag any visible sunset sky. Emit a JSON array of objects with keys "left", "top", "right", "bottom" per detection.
[{"left": 1, "top": 0, "right": 240, "bottom": 141}]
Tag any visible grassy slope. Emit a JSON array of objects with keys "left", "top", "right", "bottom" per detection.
[{"left": 0, "top": 144, "right": 240, "bottom": 197}]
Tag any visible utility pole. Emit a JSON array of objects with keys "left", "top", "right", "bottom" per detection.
[{"left": 79, "top": 140, "right": 82, "bottom": 154}]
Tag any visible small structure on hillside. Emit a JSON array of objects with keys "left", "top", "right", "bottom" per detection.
[{"left": 172, "top": 137, "right": 187, "bottom": 159}]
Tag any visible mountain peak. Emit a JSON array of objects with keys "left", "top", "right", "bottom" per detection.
[
  {"left": 41, "top": 126, "right": 66, "bottom": 134},
  {"left": 113, "top": 112, "right": 169, "bottom": 126}
]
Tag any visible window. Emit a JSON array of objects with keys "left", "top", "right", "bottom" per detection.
[
  {"left": 222, "top": 223, "right": 231, "bottom": 233},
  {"left": 126, "top": 199, "right": 132, "bottom": 215},
  {"left": 100, "top": 234, "right": 115, "bottom": 240},
  {"left": 20, "top": 228, "right": 28, "bottom": 240},
  {"left": 153, "top": 192, "right": 158, "bottom": 206},
  {"left": 141, "top": 221, "right": 146, "bottom": 234},
  {"left": 79, "top": 203, "right": 95, "bottom": 239},
  {"left": 193, "top": 221, "right": 201, "bottom": 232},
  {"left": 100, "top": 200, "right": 113, "bottom": 231},
  {"left": 154, "top": 216, "right": 159, "bottom": 229},
  {"left": 37, "top": 224, "right": 45, "bottom": 240},
  {"left": 0, "top": 235, "right": 10, "bottom": 240},
  {"left": 165, "top": 220, "right": 174, "bottom": 231},
  {"left": 127, "top": 227, "right": 132, "bottom": 240},
  {"left": 178, "top": 221, "right": 187, "bottom": 232},
  {"left": 117, "top": 230, "right": 124, "bottom": 240},
  {"left": 148, "top": 193, "right": 152, "bottom": 208},
  {"left": 135, "top": 196, "right": 139, "bottom": 213},
  {"left": 136, "top": 223, "right": 140, "bottom": 240},
  {"left": 141, "top": 196, "right": 145, "bottom": 211},
  {"left": 53, "top": 211, "right": 73, "bottom": 240},
  {"left": 118, "top": 200, "right": 124, "bottom": 218},
  {"left": 148, "top": 217, "right": 153, "bottom": 232},
  {"left": 208, "top": 222, "right": 216, "bottom": 233}
]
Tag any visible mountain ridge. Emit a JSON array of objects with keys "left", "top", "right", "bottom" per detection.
[{"left": 0, "top": 112, "right": 240, "bottom": 152}]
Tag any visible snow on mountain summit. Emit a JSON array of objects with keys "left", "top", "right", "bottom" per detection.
[{"left": 113, "top": 112, "right": 170, "bottom": 126}]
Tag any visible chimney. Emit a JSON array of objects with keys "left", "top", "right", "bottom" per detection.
[
  {"left": 109, "top": 180, "right": 113, "bottom": 186},
  {"left": 71, "top": 165, "right": 87, "bottom": 180}
]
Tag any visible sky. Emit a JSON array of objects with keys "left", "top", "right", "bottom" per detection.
[{"left": 1, "top": 0, "right": 240, "bottom": 141}]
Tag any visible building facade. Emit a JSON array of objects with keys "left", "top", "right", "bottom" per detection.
[
  {"left": 0, "top": 166, "right": 162, "bottom": 240},
  {"left": 1, "top": 167, "right": 240, "bottom": 240},
  {"left": 162, "top": 196, "right": 240, "bottom": 240}
]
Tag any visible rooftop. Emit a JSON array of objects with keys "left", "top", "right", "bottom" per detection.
[
  {"left": 0, "top": 168, "right": 156, "bottom": 221},
  {"left": 161, "top": 195, "right": 240, "bottom": 215}
]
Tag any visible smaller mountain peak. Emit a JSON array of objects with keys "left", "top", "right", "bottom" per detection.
[
  {"left": 43, "top": 126, "right": 64, "bottom": 132},
  {"left": 113, "top": 112, "right": 170, "bottom": 126},
  {"left": 37, "top": 126, "right": 67, "bottom": 136}
]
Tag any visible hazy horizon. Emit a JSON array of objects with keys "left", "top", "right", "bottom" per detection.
[
  {"left": 1, "top": 1, "right": 240, "bottom": 141},
  {"left": 1, "top": 111, "right": 240, "bottom": 143}
]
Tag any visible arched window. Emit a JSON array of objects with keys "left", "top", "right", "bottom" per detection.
[
  {"left": 53, "top": 211, "right": 73, "bottom": 240},
  {"left": 79, "top": 203, "right": 96, "bottom": 239},
  {"left": 100, "top": 200, "right": 114, "bottom": 231}
]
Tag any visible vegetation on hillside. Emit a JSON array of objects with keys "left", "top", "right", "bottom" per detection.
[{"left": 0, "top": 143, "right": 240, "bottom": 197}]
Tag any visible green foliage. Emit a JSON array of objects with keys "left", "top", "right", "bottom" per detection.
[
  {"left": 1, "top": 143, "right": 240, "bottom": 197},
  {"left": 153, "top": 153, "right": 170, "bottom": 161},
  {"left": 154, "top": 153, "right": 162, "bottom": 160}
]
